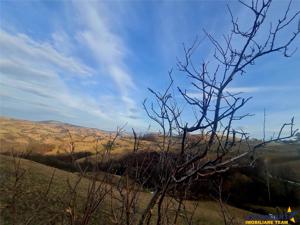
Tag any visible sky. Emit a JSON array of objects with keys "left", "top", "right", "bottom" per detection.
[{"left": 0, "top": 0, "right": 299, "bottom": 138}]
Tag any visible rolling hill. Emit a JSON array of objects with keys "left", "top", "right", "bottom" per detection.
[
  {"left": 0, "top": 116, "right": 155, "bottom": 155},
  {"left": 1, "top": 116, "right": 300, "bottom": 224}
]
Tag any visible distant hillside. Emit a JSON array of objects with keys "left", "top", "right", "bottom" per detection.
[{"left": 0, "top": 117, "right": 139, "bottom": 154}]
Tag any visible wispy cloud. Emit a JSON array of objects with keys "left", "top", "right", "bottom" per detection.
[
  {"left": 0, "top": 29, "right": 110, "bottom": 124},
  {"left": 0, "top": 1, "right": 298, "bottom": 134},
  {"left": 0, "top": 29, "right": 94, "bottom": 77},
  {"left": 0, "top": 21, "right": 145, "bottom": 130},
  {"left": 73, "top": 1, "right": 137, "bottom": 114},
  {"left": 187, "top": 86, "right": 296, "bottom": 99},
  {"left": 224, "top": 86, "right": 294, "bottom": 94}
]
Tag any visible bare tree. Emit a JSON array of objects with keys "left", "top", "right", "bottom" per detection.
[
  {"left": 141, "top": 0, "right": 299, "bottom": 224},
  {"left": 1, "top": 1, "right": 299, "bottom": 225}
]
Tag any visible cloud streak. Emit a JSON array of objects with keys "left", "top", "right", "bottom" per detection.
[
  {"left": 0, "top": 1, "right": 298, "bottom": 134},
  {"left": 0, "top": 29, "right": 94, "bottom": 77},
  {"left": 73, "top": 1, "right": 137, "bottom": 113},
  {"left": 0, "top": 29, "right": 110, "bottom": 124},
  {"left": 187, "top": 85, "right": 297, "bottom": 99}
]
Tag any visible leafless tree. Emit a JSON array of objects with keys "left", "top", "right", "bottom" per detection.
[
  {"left": 141, "top": 0, "right": 299, "bottom": 224},
  {"left": 1, "top": 1, "right": 299, "bottom": 225},
  {"left": 63, "top": 125, "right": 129, "bottom": 225}
]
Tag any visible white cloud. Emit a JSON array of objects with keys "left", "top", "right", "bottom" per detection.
[
  {"left": 51, "top": 31, "right": 74, "bottom": 55},
  {"left": 73, "top": 1, "right": 137, "bottom": 114},
  {"left": 0, "top": 29, "right": 111, "bottom": 123},
  {"left": 0, "top": 29, "right": 94, "bottom": 77},
  {"left": 225, "top": 87, "right": 260, "bottom": 93},
  {"left": 0, "top": 24, "right": 146, "bottom": 130},
  {"left": 187, "top": 85, "right": 295, "bottom": 99},
  {"left": 225, "top": 86, "right": 297, "bottom": 94}
]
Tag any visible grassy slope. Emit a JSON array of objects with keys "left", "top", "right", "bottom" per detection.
[
  {"left": 257, "top": 143, "right": 300, "bottom": 182},
  {"left": 1, "top": 116, "right": 299, "bottom": 224},
  {"left": 0, "top": 155, "right": 250, "bottom": 225},
  {"left": 0, "top": 117, "right": 155, "bottom": 155}
]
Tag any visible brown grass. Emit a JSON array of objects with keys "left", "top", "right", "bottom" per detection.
[
  {"left": 0, "top": 117, "right": 155, "bottom": 155},
  {"left": 0, "top": 155, "right": 250, "bottom": 225}
]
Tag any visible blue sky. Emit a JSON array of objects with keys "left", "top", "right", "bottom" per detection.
[{"left": 0, "top": 0, "right": 299, "bottom": 138}]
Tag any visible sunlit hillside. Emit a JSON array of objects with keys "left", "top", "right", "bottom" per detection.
[{"left": 0, "top": 117, "right": 156, "bottom": 155}]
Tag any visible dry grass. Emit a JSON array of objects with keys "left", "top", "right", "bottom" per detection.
[
  {"left": 256, "top": 143, "right": 300, "bottom": 182},
  {"left": 0, "top": 155, "right": 250, "bottom": 225},
  {"left": 0, "top": 117, "right": 155, "bottom": 155},
  {"left": 1, "top": 117, "right": 299, "bottom": 224}
]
